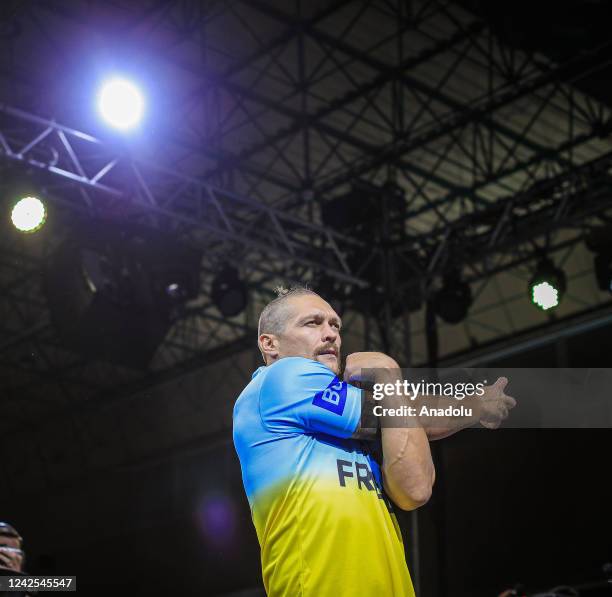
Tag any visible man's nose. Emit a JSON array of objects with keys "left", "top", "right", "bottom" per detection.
[{"left": 322, "top": 324, "right": 338, "bottom": 343}]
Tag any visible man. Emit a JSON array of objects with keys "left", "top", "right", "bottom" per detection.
[
  {"left": 0, "top": 523, "right": 24, "bottom": 573},
  {"left": 233, "top": 287, "right": 514, "bottom": 596},
  {"left": 0, "top": 523, "right": 28, "bottom": 597}
]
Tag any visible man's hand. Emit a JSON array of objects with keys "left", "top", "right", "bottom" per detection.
[
  {"left": 0, "top": 546, "right": 24, "bottom": 572},
  {"left": 478, "top": 377, "right": 516, "bottom": 429},
  {"left": 343, "top": 352, "right": 398, "bottom": 384}
]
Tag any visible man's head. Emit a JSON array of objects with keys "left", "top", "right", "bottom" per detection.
[{"left": 258, "top": 287, "right": 342, "bottom": 374}]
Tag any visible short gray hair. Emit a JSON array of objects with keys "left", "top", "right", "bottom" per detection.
[{"left": 257, "top": 285, "right": 318, "bottom": 362}]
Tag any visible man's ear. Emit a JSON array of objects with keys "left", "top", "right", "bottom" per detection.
[{"left": 259, "top": 333, "right": 279, "bottom": 363}]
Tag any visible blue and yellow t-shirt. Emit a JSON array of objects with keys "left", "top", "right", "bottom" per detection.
[{"left": 233, "top": 357, "right": 415, "bottom": 597}]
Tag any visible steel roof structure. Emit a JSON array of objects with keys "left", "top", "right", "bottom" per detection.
[{"left": 1, "top": 0, "right": 612, "bottom": 478}]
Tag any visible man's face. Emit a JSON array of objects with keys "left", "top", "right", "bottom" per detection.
[{"left": 265, "top": 294, "right": 342, "bottom": 374}]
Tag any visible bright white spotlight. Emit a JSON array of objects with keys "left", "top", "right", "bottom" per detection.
[
  {"left": 532, "top": 281, "right": 559, "bottom": 310},
  {"left": 11, "top": 196, "right": 47, "bottom": 233},
  {"left": 529, "top": 258, "right": 566, "bottom": 311},
  {"left": 98, "top": 78, "right": 144, "bottom": 130}
]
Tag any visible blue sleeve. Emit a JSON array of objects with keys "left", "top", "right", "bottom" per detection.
[{"left": 259, "top": 357, "right": 362, "bottom": 438}]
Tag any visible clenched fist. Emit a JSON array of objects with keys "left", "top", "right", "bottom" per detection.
[{"left": 0, "top": 546, "right": 24, "bottom": 572}]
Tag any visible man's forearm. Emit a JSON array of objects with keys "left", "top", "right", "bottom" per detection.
[
  {"left": 377, "top": 371, "right": 435, "bottom": 511},
  {"left": 415, "top": 393, "right": 482, "bottom": 440},
  {"left": 344, "top": 352, "right": 436, "bottom": 509},
  {"left": 355, "top": 391, "right": 480, "bottom": 441},
  {"left": 381, "top": 422, "right": 435, "bottom": 510}
]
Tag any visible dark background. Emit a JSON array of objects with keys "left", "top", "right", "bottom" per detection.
[{"left": 2, "top": 326, "right": 612, "bottom": 597}]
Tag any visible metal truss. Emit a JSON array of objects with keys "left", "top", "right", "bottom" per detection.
[
  {"left": 61, "top": 2, "right": 611, "bottom": 202},
  {"left": 0, "top": 104, "right": 367, "bottom": 285},
  {"left": 25, "top": 0, "right": 610, "bottom": 204},
  {"left": 11, "top": 0, "right": 612, "bottom": 226},
  {"left": 1, "top": 102, "right": 612, "bottom": 381},
  {"left": 1, "top": 0, "right": 612, "bottom": 466}
]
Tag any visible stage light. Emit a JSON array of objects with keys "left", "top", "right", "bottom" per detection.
[
  {"left": 211, "top": 267, "right": 247, "bottom": 317},
  {"left": 98, "top": 78, "right": 144, "bottom": 130},
  {"left": 10, "top": 195, "right": 47, "bottom": 233},
  {"left": 529, "top": 258, "right": 566, "bottom": 311},
  {"left": 432, "top": 272, "right": 472, "bottom": 324}
]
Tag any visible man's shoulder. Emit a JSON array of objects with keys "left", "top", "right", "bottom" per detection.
[
  {"left": 259, "top": 357, "right": 336, "bottom": 393},
  {"left": 234, "top": 358, "right": 313, "bottom": 408}
]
